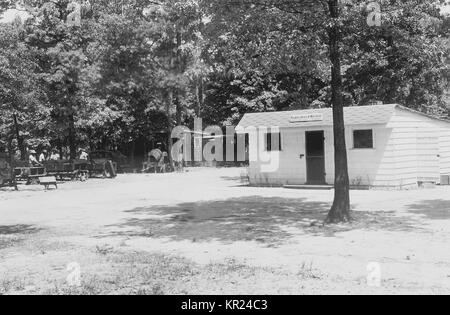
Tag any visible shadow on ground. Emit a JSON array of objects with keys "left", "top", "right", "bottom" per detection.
[
  {"left": 407, "top": 200, "right": 450, "bottom": 220},
  {"left": 102, "top": 196, "right": 423, "bottom": 245},
  {"left": 0, "top": 225, "right": 41, "bottom": 235},
  {"left": 0, "top": 225, "right": 42, "bottom": 250}
]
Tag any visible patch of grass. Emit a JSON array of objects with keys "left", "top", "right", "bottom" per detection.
[
  {"left": 0, "top": 236, "right": 22, "bottom": 250},
  {"left": 39, "top": 251, "right": 200, "bottom": 295},
  {"left": 9, "top": 248, "right": 325, "bottom": 295},
  {"left": 0, "top": 225, "right": 41, "bottom": 235},
  {"left": 298, "top": 261, "right": 322, "bottom": 280},
  {"left": 0, "top": 224, "right": 43, "bottom": 250},
  {"left": 95, "top": 244, "right": 114, "bottom": 256},
  {"left": 0, "top": 276, "right": 26, "bottom": 295}
]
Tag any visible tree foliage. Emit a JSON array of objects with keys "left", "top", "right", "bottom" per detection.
[
  {"left": 1, "top": 0, "right": 449, "bottom": 153},
  {"left": 201, "top": 0, "right": 449, "bottom": 119}
]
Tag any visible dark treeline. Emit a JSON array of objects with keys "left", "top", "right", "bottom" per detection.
[{"left": 0, "top": 0, "right": 449, "bottom": 163}]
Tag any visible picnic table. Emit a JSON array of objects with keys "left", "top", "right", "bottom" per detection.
[
  {"left": 14, "top": 166, "right": 46, "bottom": 185},
  {"left": 43, "top": 159, "right": 90, "bottom": 181},
  {"left": 39, "top": 176, "right": 58, "bottom": 190}
]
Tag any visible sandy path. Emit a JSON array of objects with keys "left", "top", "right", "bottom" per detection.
[{"left": 1, "top": 168, "right": 449, "bottom": 294}]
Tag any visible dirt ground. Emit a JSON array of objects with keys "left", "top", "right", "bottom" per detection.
[{"left": 0, "top": 167, "right": 449, "bottom": 295}]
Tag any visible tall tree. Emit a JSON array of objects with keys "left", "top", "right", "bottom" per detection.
[
  {"left": 0, "top": 18, "right": 48, "bottom": 159},
  {"left": 201, "top": 8, "right": 327, "bottom": 125},
  {"left": 21, "top": 0, "right": 104, "bottom": 159},
  {"left": 341, "top": 1, "right": 449, "bottom": 115},
  {"left": 146, "top": 0, "right": 208, "bottom": 165},
  {"left": 203, "top": 0, "right": 353, "bottom": 222},
  {"left": 89, "top": 8, "right": 160, "bottom": 152},
  {"left": 204, "top": 0, "right": 448, "bottom": 223}
]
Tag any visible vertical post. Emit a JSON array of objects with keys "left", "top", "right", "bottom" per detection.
[
  {"left": 8, "top": 131, "right": 18, "bottom": 191},
  {"left": 326, "top": 0, "right": 351, "bottom": 223},
  {"left": 68, "top": 114, "right": 77, "bottom": 160},
  {"left": 166, "top": 90, "right": 175, "bottom": 171},
  {"left": 13, "top": 113, "right": 26, "bottom": 161},
  {"left": 175, "top": 30, "right": 183, "bottom": 126}
]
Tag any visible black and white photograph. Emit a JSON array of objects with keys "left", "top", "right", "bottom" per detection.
[{"left": 0, "top": 0, "right": 449, "bottom": 299}]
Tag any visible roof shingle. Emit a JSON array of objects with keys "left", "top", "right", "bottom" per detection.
[{"left": 236, "top": 104, "right": 398, "bottom": 129}]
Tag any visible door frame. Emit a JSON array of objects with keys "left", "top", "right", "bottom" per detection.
[{"left": 305, "top": 130, "right": 326, "bottom": 185}]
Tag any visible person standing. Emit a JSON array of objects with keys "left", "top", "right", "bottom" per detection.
[
  {"left": 39, "top": 150, "right": 47, "bottom": 163},
  {"left": 50, "top": 150, "right": 60, "bottom": 161},
  {"left": 28, "top": 150, "right": 41, "bottom": 166},
  {"left": 78, "top": 149, "right": 88, "bottom": 160}
]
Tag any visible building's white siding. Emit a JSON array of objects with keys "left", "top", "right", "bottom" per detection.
[
  {"left": 248, "top": 127, "right": 334, "bottom": 186},
  {"left": 247, "top": 107, "right": 450, "bottom": 188},
  {"left": 387, "top": 109, "right": 444, "bottom": 186},
  {"left": 345, "top": 126, "right": 400, "bottom": 188},
  {"left": 248, "top": 125, "right": 397, "bottom": 187},
  {"left": 438, "top": 123, "right": 450, "bottom": 175}
]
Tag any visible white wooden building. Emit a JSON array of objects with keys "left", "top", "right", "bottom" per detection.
[{"left": 236, "top": 104, "right": 450, "bottom": 189}]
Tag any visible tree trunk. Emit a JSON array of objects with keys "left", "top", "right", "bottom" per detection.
[
  {"left": 13, "top": 113, "right": 26, "bottom": 161},
  {"left": 58, "top": 142, "right": 63, "bottom": 160},
  {"left": 326, "top": 0, "right": 351, "bottom": 223},
  {"left": 166, "top": 91, "right": 175, "bottom": 171},
  {"left": 175, "top": 96, "right": 182, "bottom": 126},
  {"left": 68, "top": 114, "right": 77, "bottom": 160},
  {"left": 130, "top": 140, "right": 136, "bottom": 167},
  {"left": 88, "top": 130, "right": 94, "bottom": 152},
  {"left": 175, "top": 30, "right": 183, "bottom": 126},
  {"left": 197, "top": 76, "right": 204, "bottom": 117},
  {"left": 7, "top": 139, "right": 18, "bottom": 190}
]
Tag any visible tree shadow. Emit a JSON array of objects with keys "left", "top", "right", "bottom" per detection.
[
  {"left": 0, "top": 225, "right": 42, "bottom": 250},
  {"left": 0, "top": 225, "right": 41, "bottom": 235},
  {"left": 407, "top": 200, "right": 450, "bottom": 220},
  {"left": 101, "top": 197, "right": 423, "bottom": 245}
]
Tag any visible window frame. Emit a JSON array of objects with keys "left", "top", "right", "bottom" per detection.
[
  {"left": 265, "top": 131, "right": 283, "bottom": 152},
  {"left": 352, "top": 128, "right": 375, "bottom": 150}
]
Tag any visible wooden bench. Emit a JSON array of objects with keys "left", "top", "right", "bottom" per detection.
[{"left": 39, "top": 176, "right": 58, "bottom": 190}]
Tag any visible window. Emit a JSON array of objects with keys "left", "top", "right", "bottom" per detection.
[
  {"left": 265, "top": 132, "right": 282, "bottom": 151},
  {"left": 353, "top": 129, "right": 374, "bottom": 149}
]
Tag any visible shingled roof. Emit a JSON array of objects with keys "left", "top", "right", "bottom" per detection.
[{"left": 236, "top": 104, "right": 398, "bottom": 129}]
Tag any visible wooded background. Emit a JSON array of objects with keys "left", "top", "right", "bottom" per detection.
[{"left": 0, "top": 0, "right": 449, "bottom": 163}]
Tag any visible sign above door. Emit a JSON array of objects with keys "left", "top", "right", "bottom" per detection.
[{"left": 289, "top": 113, "right": 324, "bottom": 123}]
